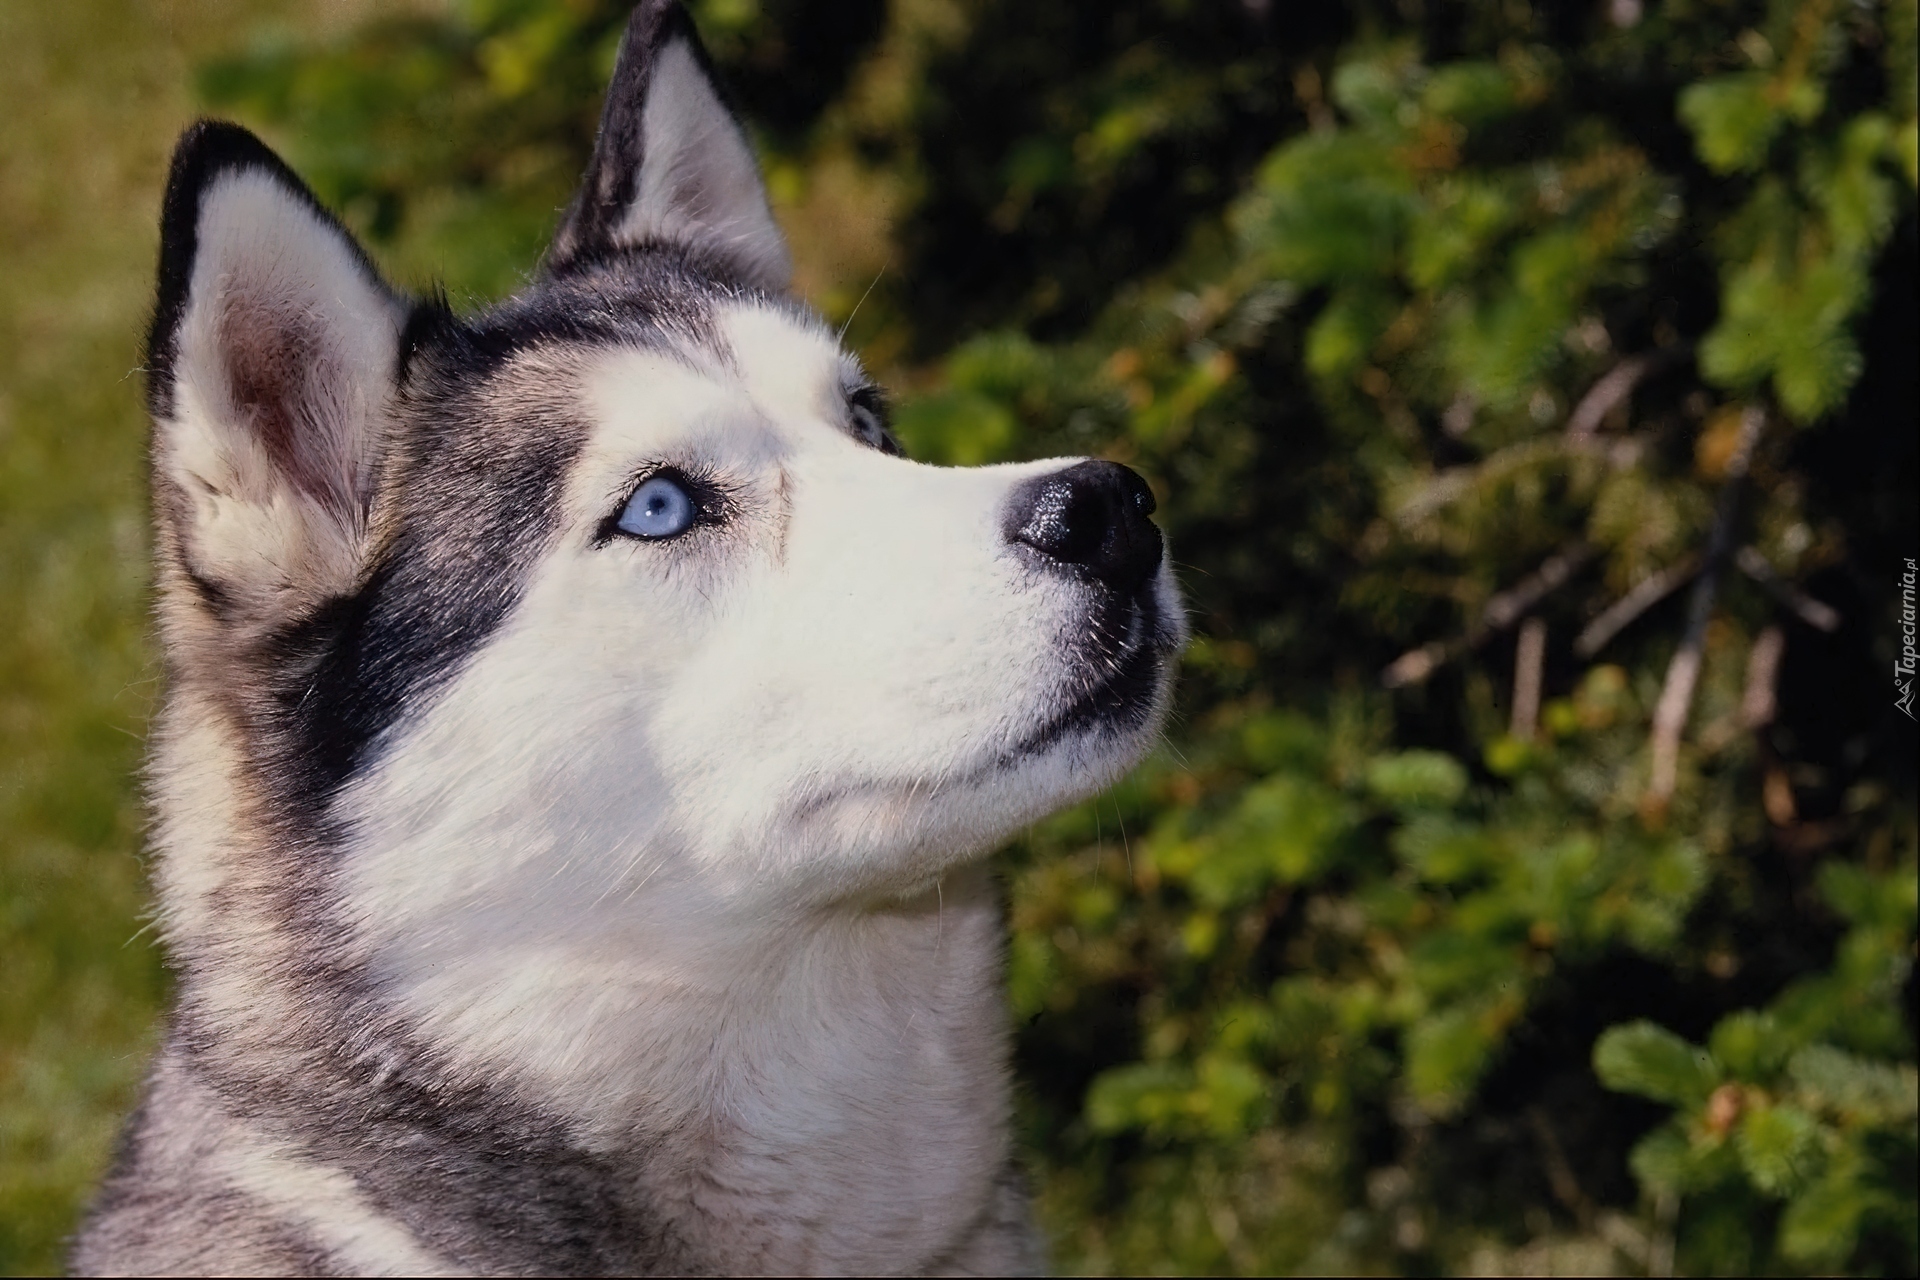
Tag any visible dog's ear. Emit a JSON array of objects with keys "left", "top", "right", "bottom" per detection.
[
  {"left": 147, "top": 121, "right": 405, "bottom": 625},
  {"left": 546, "top": 0, "right": 791, "bottom": 290}
]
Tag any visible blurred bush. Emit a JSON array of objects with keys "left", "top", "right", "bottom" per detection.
[{"left": 197, "top": 0, "right": 1915, "bottom": 1273}]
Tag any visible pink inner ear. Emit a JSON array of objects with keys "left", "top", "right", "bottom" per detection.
[{"left": 218, "top": 292, "right": 358, "bottom": 520}]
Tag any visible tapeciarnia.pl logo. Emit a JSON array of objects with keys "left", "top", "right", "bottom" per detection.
[{"left": 1899, "top": 557, "right": 1917, "bottom": 720}]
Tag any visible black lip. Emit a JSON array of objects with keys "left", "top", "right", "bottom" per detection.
[{"left": 1003, "top": 594, "right": 1172, "bottom": 764}]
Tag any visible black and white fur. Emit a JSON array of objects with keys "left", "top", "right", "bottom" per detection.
[{"left": 73, "top": 3, "right": 1182, "bottom": 1274}]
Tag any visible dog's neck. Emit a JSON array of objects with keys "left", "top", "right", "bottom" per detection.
[
  {"left": 375, "top": 860, "right": 1020, "bottom": 1271},
  {"left": 153, "top": 702, "right": 1019, "bottom": 1269},
  {"left": 365, "top": 851, "right": 1015, "bottom": 1133}
]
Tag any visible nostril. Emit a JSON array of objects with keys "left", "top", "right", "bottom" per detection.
[
  {"left": 1119, "top": 467, "right": 1156, "bottom": 519},
  {"left": 1004, "top": 460, "right": 1164, "bottom": 592}
]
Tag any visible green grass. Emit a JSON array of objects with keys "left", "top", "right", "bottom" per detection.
[{"left": 0, "top": 3, "right": 386, "bottom": 1271}]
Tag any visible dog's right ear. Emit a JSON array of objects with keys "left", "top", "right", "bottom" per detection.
[
  {"left": 148, "top": 121, "right": 406, "bottom": 626},
  {"left": 545, "top": 0, "right": 792, "bottom": 290}
]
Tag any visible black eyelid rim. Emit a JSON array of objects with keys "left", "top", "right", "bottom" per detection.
[
  {"left": 847, "top": 383, "right": 904, "bottom": 456},
  {"left": 592, "top": 465, "right": 734, "bottom": 547}
]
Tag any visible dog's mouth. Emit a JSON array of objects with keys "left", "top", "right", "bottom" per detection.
[
  {"left": 780, "top": 587, "right": 1180, "bottom": 841},
  {"left": 1001, "top": 591, "right": 1176, "bottom": 764}
]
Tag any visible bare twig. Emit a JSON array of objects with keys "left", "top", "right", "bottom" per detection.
[
  {"left": 1595, "top": 1214, "right": 1655, "bottom": 1272},
  {"left": 1383, "top": 543, "right": 1596, "bottom": 688},
  {"left": 1390, "top": 440, "right": 1557, "bottom": 530},
  {"left": 1511, "top": 618, "right": 1547, "bottom": 741},
  {"left": 1647, "top": 646, "right": 1706, "bottom": 812},
  {"left": 1526, "top": 1105, "right": 1594, "bottom": 1229},
  {"left": 1763, "top": 770, "right": 1801, "bottom": 827},
  {"left": 1700, "top": 623, "right": 1788, "bottom": 753},
  {"left": 1734, "top": 545, "right": 1841, "bottom": 631},
  {"left": 1565, "top": 346, "right": 1688, "bottom": 440},
  {"left": 1742, "top": 625, "right": 1786, "bottom": 729},
  {"left": 1442, "top": 390, "right": 1477, "bottom": 438},
  {"left": 1381, "top": 640, "right": 1458, "bottom": 690},
  {"left": 1646, "top": 405, "right": 1766, "bottom": 815},
  {"left": 1649, "top": 1191, "right": 1678, "bottom": 1278},
  {"left": 1393, "top": 422, "right": 1650, "bottom": 535},
  {"left": 1744, "top": 624, "right": 1800, "bottom": 825},
  {"left": 1574, "top": 553, "right": 1703, "bottom": 658},
  {"left": 1484, "top": 546, "right": 1594, "bottom": 631}
]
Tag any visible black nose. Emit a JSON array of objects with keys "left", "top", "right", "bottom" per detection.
[{"left": 1003, "top": 460, "right": 1163, "bottom": 592}]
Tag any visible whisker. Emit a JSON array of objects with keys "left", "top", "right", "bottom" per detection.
[{"left": 838, "top": 257, "right": 891, "bottom": 342}]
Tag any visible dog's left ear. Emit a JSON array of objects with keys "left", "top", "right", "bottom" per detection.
[
  {"left": 546, "top": 0, "right": 791, "bottom": 290},
  {"left": 146, "top": 121, "right": 406, "bottom": 626}
]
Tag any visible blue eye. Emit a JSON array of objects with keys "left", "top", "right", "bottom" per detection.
[{"left": 616, "top": 474, "right": 697, "bottom": 540}]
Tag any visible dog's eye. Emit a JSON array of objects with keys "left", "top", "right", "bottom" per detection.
[
  {"left": 616, "top": 475, "right": 697, "bottom": 540},
  {"left": 848, "top": 386, "right": 902, "bottom": 456}
]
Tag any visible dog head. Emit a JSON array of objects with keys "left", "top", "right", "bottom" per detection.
[{"left": 145, "top": 1, "right": 1184, "bottom": 941}]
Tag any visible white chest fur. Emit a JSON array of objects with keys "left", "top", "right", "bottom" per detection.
[{"left": 358, "top": 852, "right": 1021, "bottom": 1272}]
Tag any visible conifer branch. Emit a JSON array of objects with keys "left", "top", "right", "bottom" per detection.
[
  {"left": 1383, "top": 543, "right": 1596, "bottom": 687},
  {"left": 1645, "top": 405, "right": 1766, "bottom": 815}
]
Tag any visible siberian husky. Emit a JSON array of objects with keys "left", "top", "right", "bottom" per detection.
[{"left": 72, "top": 2, "right": 1182, "bottom": 1274}]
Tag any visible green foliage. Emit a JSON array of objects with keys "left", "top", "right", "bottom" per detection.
[
  {"left": 194, "top": 0, "right": 889, "bottom": 299},
  {"left": 5, "top": 0, "right": 1910, "bottom": 1275},
  {"left": 1595, "top": 1021, "right": 1721, "bottom": 1108},
  {"left": 1681, "top": 2, "right": 1914, "bottom": 420},
  {"left": 1595, "top": 857, "right": 1917, "bottom": 1270},
  {"left": 0, "top": 3, "right": 299, "bottom": 1271}
]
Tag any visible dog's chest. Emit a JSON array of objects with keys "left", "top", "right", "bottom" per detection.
[
  {"left": 654, "top": 1053, "right": 1013, "bottom": 1272},
  {"left": 371, "top": 867, "right": 1020, "bottom": 1272}
]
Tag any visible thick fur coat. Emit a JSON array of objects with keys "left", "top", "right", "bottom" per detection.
[{"left": 71, "top": 4, "right": 1182, "bottom": 1275}]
